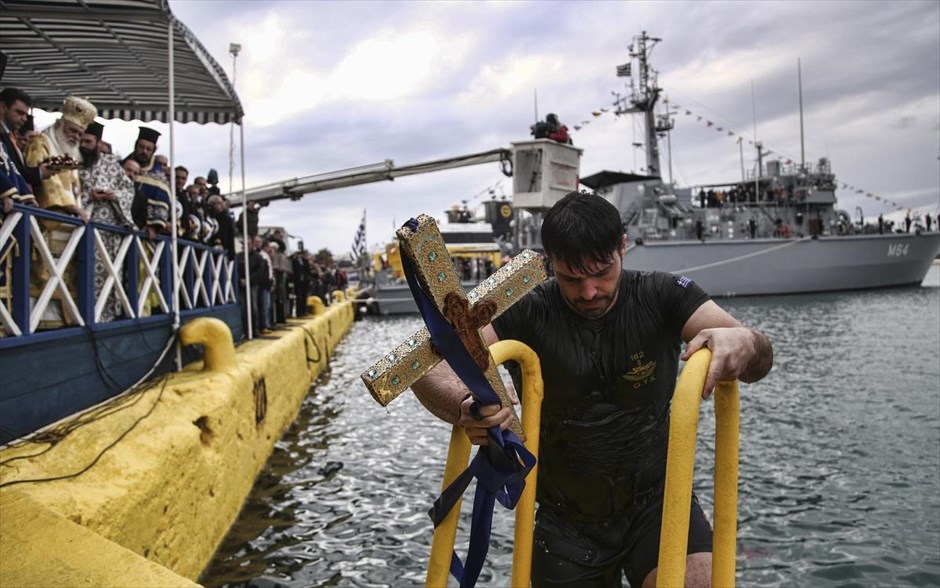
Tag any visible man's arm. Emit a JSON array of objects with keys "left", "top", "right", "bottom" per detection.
[
  {"left": 411, "top": 324, "right": 514, "bottom": 445},
  {"left": 680, "top": 300, "right": 774, "bottom": 398},
  {"left": 410, "top": 360, "right": 470, "bottom": 425}
]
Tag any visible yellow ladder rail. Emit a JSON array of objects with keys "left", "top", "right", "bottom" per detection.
[
  {"left": 658, "top": 348, "right": 740, "bottom": 588},
  {"left": 425, "top": 339, "right": 544, "bottom": 588}
]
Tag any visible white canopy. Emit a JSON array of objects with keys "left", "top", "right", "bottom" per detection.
[{"left": 0, "top": 0, "right": 243, "bottom": 124}]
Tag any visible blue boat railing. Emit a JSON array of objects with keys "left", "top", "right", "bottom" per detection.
[{"left": 0, "top": 202, "right": 239, "bottom": 343}]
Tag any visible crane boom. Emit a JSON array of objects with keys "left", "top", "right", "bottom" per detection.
[{"left": 226, "top": 148, "right": 511, "bottom": 207}]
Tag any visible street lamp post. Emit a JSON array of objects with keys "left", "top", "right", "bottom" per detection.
[
  {"left": 228, "top": 42, "right": 253, "bottom": 339},
  {"left": 228, "top": 43, "right": 241, "bottom": 194}
]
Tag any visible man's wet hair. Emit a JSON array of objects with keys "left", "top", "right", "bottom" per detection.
[{"left": 541, "top": 190, "right": 623, "bottom": 274}]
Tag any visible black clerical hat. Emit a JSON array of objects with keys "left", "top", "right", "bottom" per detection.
[
  {"left": 137, "top": 126, "right": 161, "bottom": 144},
  {"left": 85, "top": 121, "right": 104, "bottom": 140}
]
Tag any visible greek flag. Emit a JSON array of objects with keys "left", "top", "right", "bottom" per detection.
[
  {"left": 351, "top": 209, "right": 366, "bottom": 261},
  {"left": 616, "top": 62, "right": 631, "bottom": 77}
]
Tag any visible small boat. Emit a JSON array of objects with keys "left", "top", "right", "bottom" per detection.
[{"left": 361, "top": 201, "right": 510, "bottom": 315}]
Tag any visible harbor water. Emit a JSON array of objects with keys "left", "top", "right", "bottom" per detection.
[{"left": 201, "top": 266, "right": 940, "bottom": 588}]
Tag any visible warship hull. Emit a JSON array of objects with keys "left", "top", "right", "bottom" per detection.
[{"left": 624, "top": 231, "right": 940, "bottom": 297}]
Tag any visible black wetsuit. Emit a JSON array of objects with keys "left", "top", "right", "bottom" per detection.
[{"left": 493, "top": 269, "right": 711, "bottom": 586}]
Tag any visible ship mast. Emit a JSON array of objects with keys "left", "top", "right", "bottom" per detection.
[
  {"left": 615, "top": 31, "right": 666, "bottom": 178},
  {"left": 798, "top": 58, "right": 805, "bottom": 172}
]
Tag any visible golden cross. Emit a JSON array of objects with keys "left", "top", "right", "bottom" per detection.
[{"left": 361, "top": 214, "right": 545, "bottom": 439}]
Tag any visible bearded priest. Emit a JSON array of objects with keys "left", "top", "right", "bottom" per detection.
[
  {"left": 24, "top": 96, "right": 97, "bottom": 329},
  {"left": 25, "top": 96, "right": 95, "bottom": 222},
  {"left": 78, "top": 120, "right": 136, "bottom": 322}
]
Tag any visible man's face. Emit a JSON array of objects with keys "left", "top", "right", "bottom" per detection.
[
  {"left": 79, "top": 133, "right": 98, "bottom": 152},
  {"left": 79, "top": 133, "right": 99, "bottom": 166},
  {"left": 191, "top": 177, "right": 206, "bottom": 199},
  {"left": 133, "top": 139, "right": 155, "bottom": 165},
  {"left": 61, "top": 119, "right": 84, "bottom": 146},
  {"left": 550, "top": 236, "right": 626, "bottom": 319},
  {"left": 153, "top": 156, "right": 170, "bottom": 181},
  {"left": 252, "top": 236, "right": 263, "bottom": 250},
  {"left": 1, "top": 99, "right": 29, "bottom": 132},
  {"left": 122, "top": 159, "right": 140, "bottom": 180},
  {"left": 175, "top": 169, "right": 188, "bottom": 191}
]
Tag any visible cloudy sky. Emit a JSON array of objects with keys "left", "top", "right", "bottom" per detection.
[{"left": 37, "top": 0, "right": 940, "bottom": 256}]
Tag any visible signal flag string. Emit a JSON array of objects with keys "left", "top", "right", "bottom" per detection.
[{"left": 566, "top": 95, "right": 913, "bottom": 213}]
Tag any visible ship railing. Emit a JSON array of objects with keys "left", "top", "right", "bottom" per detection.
[
  {"left": 745, "top": 159, "right": 832, "bottom": 181},
  {"left": 0, "top": 203, "right": 239, "bottom": 342}
]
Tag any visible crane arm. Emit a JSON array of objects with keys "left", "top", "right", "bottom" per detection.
[{"left": 226, "top": 148, "right": 511, "bottom": 207}]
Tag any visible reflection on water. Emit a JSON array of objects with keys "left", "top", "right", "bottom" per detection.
[{"left": 202, "top": 267, "right": 940, "bottom": 587}]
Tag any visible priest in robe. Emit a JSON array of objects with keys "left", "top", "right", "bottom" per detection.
[
  {"left": 78, "top": 121, "right": 135, "bottom": 322},
  {"left": 126, "top": 126, "right": 172, "bottom": 239},
  {"left": 24, "top": 96, "right": 97, "bottom": 328}
]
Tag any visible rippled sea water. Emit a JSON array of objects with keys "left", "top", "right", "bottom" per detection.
[{"left": 201, "top": 266, "right": 940, "bottom": 588}]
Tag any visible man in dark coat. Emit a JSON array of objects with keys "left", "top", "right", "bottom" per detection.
[
  {"left": 0, "top": 87, "right": 46, "bottom": 193},
  {"left": 208, "top": 195, "right": 236, "bottom": 259},
  {"left": 291, "top": 251, "right": 311, "bottom": 317}
]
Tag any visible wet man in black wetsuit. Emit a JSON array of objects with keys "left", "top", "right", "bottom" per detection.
[{"left": 413, "top": 191, "right": 774, "bottom": 587}]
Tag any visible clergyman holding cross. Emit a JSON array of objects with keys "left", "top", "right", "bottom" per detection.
[{"left": 412, "top": 190, "right": 774, "bottom": 588}]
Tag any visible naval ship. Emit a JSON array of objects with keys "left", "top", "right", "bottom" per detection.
[{"left": 580, "top": 32, "right": 940, "bottom": 297}]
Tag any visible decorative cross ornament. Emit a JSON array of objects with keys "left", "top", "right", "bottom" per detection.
[{"left": 361, "top": 214, "right": 545, "bottom": 439}]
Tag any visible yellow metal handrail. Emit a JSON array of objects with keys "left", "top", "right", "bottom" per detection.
[
  {"left": 426, "top": 346, "right": 739, "bottom": 587},
  {"left": 658, "top": 349, "right": 740, "bottom": 587},
  {"left": 426, "top": 340, "right": 544, "bottom": 588}
]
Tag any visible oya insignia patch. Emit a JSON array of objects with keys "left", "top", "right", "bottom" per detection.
[
  {"left": 623, "top": 360, "right": 657, "bottom": 382},
  {"left": 622, "top": 351, "right": 657, "bottom": 389}
]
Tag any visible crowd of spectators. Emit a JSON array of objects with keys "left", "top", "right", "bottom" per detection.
[
  {"left": 1, "top": 88, "right": 346, "bottom": 336},
  {"left": 1, "top": 88, "right": 237, "bottom": 254},
  {"left": 695, "top": 184, "right": 788, "bottom": 208},
  {"left": 240, "top": 227, "right": 349, "bottom": 335}
]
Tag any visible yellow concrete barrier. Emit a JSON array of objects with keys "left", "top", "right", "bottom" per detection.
[
  {"left": 0, "top": 302, "right": 355, "bottom": 585},
  {"left": 657, "top": 349, "right": 740, "bottom": 588},
  {"left": 307, "top": 295, "right": 325, "bottom": 315},
  {"left": 425, "top": 339, "right": 543, "bottom": 588},
  {"left": 180, "top": 317, "right": 236, "bottom": 371},
  {"left": 0, "top": 490, "right": 199, "bottom": 587}
]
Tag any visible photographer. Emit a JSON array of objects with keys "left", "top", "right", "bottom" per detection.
[{"left": 530, "top": 112, "right": 571, "bottom": 145}]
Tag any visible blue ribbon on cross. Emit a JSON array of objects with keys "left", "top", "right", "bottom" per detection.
[{"left": 400, "top": 221, "right": 536, "bottom": 588}]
